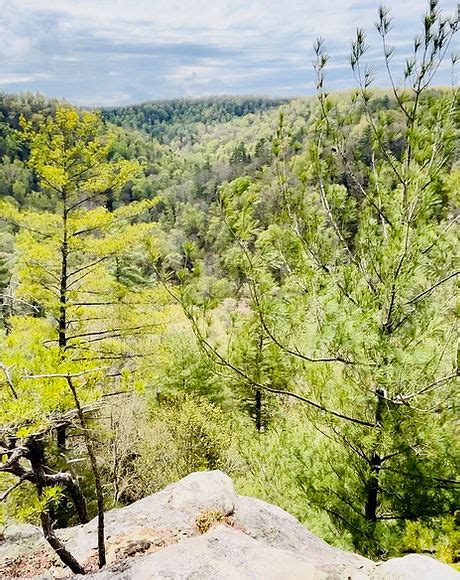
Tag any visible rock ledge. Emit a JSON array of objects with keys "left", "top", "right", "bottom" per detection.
[{"left": 0, "top": 471, "right": 458, "bottom": 579}]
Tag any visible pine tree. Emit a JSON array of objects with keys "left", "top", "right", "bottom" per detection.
[
  {"left": 0, "top": 106, "right": 160, "bottom": 571},
  {"left": 180, "top": 1, "right": 459, "bottom": 555}
]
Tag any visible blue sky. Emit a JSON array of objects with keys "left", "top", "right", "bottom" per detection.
[{"left": 0, "top": 0, "right": 457, "bottom": 106}]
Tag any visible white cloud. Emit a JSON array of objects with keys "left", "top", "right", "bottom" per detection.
[
  {"left": 0, "top": 73, "right": 51, "bottom": 84},
  {"left": 0, "top": 0, "right": 457, "bottom": 104}
]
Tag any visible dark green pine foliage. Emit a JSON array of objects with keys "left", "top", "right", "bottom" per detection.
[
  {"left": 113, "top": 256, "right": 148, "bottom": 289},
  {"left": 230, "top": 142, "right": 251, "bottom": 165},
  {"left": 101, "top": 96, "right": 289, "bottom": 144}
]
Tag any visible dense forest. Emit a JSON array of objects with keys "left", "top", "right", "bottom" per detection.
[
  {"left": 101, "top": 96, "right": 289, "bottom": 144},
  {"left": 0, "top": 1, "right": 458, "bottom": 575}
]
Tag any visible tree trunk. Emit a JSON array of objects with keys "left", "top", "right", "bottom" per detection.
[
  {"left": 39, "top": 512, "right": 86, "bottom": 575},
  {"left": 48, "top": 470, "right": 90, "bottom": 524},
  {"left": 0, "top": 297, "right": 11, "bottom": 335},
  {"left": 27, "top": 441, "right": 86, "bottom": 575},
  {"left": 255, "top": 388, "right": 262, "bottom": 432},
  {"left": 254, "top": 333, "right": 264, "bottom": 432},
  {"left": 58, "top": 229, "right": 68, "bottom": 350},
  {"left": 365, "top": 451, "right": 382, "bottom": 522},
  {"left": 56, "top": 425, "right": 67, "bottom": 451},
  {"left": 105, "top": 189, "right": 114, "bottom": 212},
  {"left": 2, "top": 438, "right": 89, "bottom": 525},
  {"left": 66, "top": 377, "right": 106, "bottom": 568},
  {"left": 58, "top": 202, "right": 69, "bottom": 450},
  {"left": 364, "top": 388, "right": 385, "bottom": 523}
]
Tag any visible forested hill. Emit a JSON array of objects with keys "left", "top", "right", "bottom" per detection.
[
  {"left": 0, "top": 2, "right": 459, "bottom": 575},
  {"left": 0, "top": 91, "right": 300, "bottom": 214},
  {"left": 100, "top": 96, "right": 290, "bottom": 144},
  {"left": 0, "top": 79, "right": 458, "bottom": 574}
]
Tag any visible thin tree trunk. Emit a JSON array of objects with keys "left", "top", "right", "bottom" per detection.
[
  {"left": 66, "top": 377, "right": 106, "bottom": 568},
  {"left": 0, "top": 297, "right": 11, "bottom": 335},
  {"left": 365, "top": 451, "right": 382, "bottom": 522},
  {"left": 39, "top": 511, "right": 86, "bottom": 575},
  {"left": 28, "top": 442, "right": 86, "bottom": 575},
  {"left": 364, "top": 388, "right": 385, "bottom": 523},
  {"left": 56, "top": 425, "right": 67, "bottom": 451},
  {"left": 255, "top": 388, "right": 262, "bottom": 432},
  {"left": 60, "top": 472, "right": 90, "bottom": 524},
  {"left": 43, "top": 468, "right": 90, "bottom": 526},
  {"left": 58, "top": 222, "right": 68, "bottom": 350},
  {"left": 58, "top": 200, "right": 69, "bottom": 450},
  {"left": 254, "top": 333, "right": 263, "bottom": 432}
]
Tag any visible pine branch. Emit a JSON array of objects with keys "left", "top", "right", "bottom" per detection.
[
  {"left": 221, "top": 211, "right": 359, "bottom": 365},
  {"left": 405, "top": 271, "right": 459, "bottom": 306}
]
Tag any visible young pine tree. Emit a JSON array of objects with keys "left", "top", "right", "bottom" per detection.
[
  {"left": 181, "top": 1, "right": 459, "bottom": 556},
  {"left": 0, "top": 106, "right": 161, "bottom": 572}
]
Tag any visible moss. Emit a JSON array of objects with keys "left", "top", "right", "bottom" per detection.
[{"left": 195, "top": 510, "right": 229, "bottom": 534}]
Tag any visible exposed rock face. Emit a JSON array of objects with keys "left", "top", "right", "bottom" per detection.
[
  {"left": 232, "top": 495, "right": 371, "bottom": 576},
  {"left": 87, "top": 526, "right": 322, "bottom": 580},
  {"left": 0, "top": 471, "right": 458, "bottom": 579},
  {"left": 59, "top": 470, "right": 236, "bottom": 564},
  {"left": 377, "top": 554, "right": 460, "bottom": 580},
  {"left": 0, "top": 524, "right": 46, "bottom": 564}
]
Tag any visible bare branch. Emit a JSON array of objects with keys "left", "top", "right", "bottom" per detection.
[
  {"left": 396, "top": 372, "right": 458, "bottom": 402},
  {"left": 0, "top": 293, "right": 41, "bottom": 312},
  {"left": 0, "top": 362, "right": 18, "bottom": 399},
  {"left": 405, "top": 271, "right": 459, "bottom": 306},
  {"left": 0, "top": 478, "right": 24, "bottom": 502},
  {"left": 22, "top": 367, "right": 108, "bottom": 380}
]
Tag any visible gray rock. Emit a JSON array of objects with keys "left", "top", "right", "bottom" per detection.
[
  {"left": 59, "top": 470, "right": 236, "bottom": 563},
  {"left": 3, "top": 524, "right": 42, "bottom": 543},
  {"left": 376, "top": 554, "right": 459, "bottom": 579},
  {"left": 0, "top": 523, "right": 48, "bottom": 562},
  {"left": 233, "top": 495, "right": 373, "bottom": 577},
  {"left": 86, "top": 525, "right": 324, "bottom": 580},
  {"left": 1, "top": 471, "right": 457, "bottom": 579}
]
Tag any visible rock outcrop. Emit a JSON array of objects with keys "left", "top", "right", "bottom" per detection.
[{"left": 0, "top": 471, "right": 458, "bottom": 579}]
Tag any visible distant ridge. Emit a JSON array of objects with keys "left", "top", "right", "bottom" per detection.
[{"left": 100, "top": 96, "right": 290, "bottom": 143}]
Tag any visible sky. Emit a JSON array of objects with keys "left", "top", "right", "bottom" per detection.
[{"left": 0, "top": 0, "right": 457, "bottom": 106}]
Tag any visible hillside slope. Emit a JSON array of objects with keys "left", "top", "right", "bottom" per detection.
[
  {"left": 100, "top": 96, "right": 290, "bottom": 144},
  {"left": 0, "top": 88, "right": 458, "bottom": 568}
]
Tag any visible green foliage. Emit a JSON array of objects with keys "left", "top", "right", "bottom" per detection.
[
  {"left": 151, "top": 394, "right": 233, "bottom": 474},
  {"left": 98, "top": 393, "right": 236, "bottom": 506},
  {"left": 0, "top": 8, "right": 458, "bottom": 565},
  {"left": 102, "top": 97, "right": 289, "bottom": 145},
  {"left": 0, "top": 482, "right": 35, "bottom": 526},
  {"left": 399, "top": 517, "right": 459, "bottom": 564},
  {"left": 154, "top": 332, "right": 223, "bottom": 402},
  {"left": 172, "top": 0, "right": 459, "bottom": 560},
  {"left": 0, "top": 107, "right": 158, "bottom": 430},
  {"left": 17, "top": 486, "right": 64, "bottom": 523},
  {"left": 0, "top": 252, "right": 10, "bottom": 329}
]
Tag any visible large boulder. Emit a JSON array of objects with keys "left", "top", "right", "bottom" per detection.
[
  {"left": 233, "top": 495, "right": 373, "bottom": 577},
  {"left": 0, "top": 524, "right": 56, "bottom": 577},
  {"left": 376, "top": 554, "right": 459, "bottom": 579},
  {"left": 59, "top": 470, "right": 236, "bottom": 564},
  {"left": 86, "top": 525, "right": 323, "bottom": 580},
  {"left": 0, "top": 471, "right": 458, "bottom": 579},
  {"left": 0, "top": 524, "right": 44, "bottom": 559}
]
